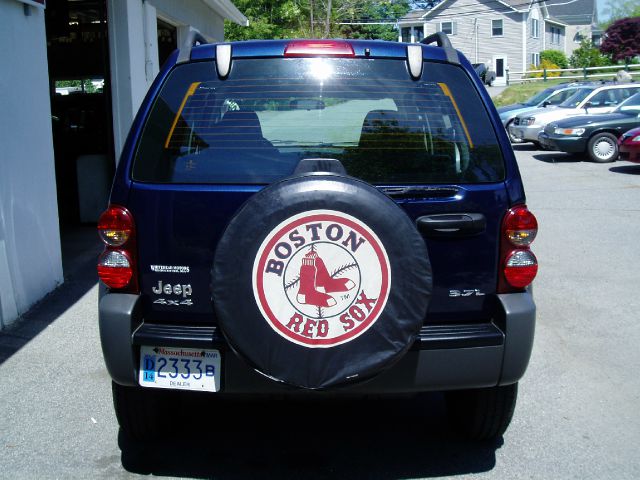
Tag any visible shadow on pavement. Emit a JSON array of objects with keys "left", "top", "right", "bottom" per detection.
[
  {"left": 0, "top": 227, "right": 101, "bottom": 364},
  {"left": 532, "top": 152, "right": 582, "bottom": 163},
  {"left": 609, "top": 165, "right": 640, "bottom": 175},
  {"left": 119, "top": 394, "right": 501, "bottom": 478}
]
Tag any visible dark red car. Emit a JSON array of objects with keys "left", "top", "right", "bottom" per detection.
[{"left": 619, "top": 127, "right": 640, "bottom": 163}]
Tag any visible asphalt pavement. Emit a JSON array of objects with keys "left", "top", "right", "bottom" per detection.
[{"left": 1, "top": 147, "right": 639, "bottom": 479}]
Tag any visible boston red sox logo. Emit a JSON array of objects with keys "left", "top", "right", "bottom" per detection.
[{"left": 252, "top": 210, "right": 391, "bottom": 348}]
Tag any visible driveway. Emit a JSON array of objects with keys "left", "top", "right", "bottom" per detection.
[
  {"left": 486, "top": 85, "right": 507, "bottom": 98},
  {"left": 1, "top": 149, "right": 639, "bottom": 479}
]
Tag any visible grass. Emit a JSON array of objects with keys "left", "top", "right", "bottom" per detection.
[
  {"left": 492, "top": 74, "right": 623, "bottom": 107},
  {"left": 492, "top": 79, "right": 567, "bottom": 107}
]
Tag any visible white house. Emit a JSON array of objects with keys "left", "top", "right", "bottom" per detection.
[
  {"left": 399, "top": 0, "right": 598, "bottom": 84},
  {"left": 0, "top": 0, "right": 247, "bottom": 330}
]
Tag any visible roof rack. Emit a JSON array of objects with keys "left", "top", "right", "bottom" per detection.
[
  {"left": 177, "top": 30, "right": 209, "bottom": 64},
  {"left": 421, "top": 32, "right": 459, "bottom": 65}
]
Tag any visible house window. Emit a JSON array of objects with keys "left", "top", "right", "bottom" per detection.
[
  {"left": 401, "top": 27, "right": 411, "bottom": 43},
  {"left": 531, "top": 53, "right": 540, "bottom": 67},
  {"left": 440, "top": 21, "right": 455, "bottom": 35},
  {"left": 492, "top": 19, "right": 503, "bottom": 36},
  {"left": 531, "top": 18, "right": 539, "bottom": 38},
  {"left": 415, "top": 28, "right": 424, "bottom": 42},
  {"left": 551, "top": 26, "right": 561, "bottom": 44}
]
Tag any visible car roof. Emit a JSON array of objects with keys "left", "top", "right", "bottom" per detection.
[{"left": 189, "top": 39, "right": 453, "bottom": 64}]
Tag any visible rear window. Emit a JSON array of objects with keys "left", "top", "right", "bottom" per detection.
[{"left": 132, "top": 57, "right": 505, "bottom": 185}]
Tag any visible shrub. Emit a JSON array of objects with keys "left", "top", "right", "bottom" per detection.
[
  {"left": 570, "top": 39, "right": 611, "bottom": 68},
  {"left": 541, "top": 50, "right": 568, "bottom": 69},
  {"left": 526, "top": 60, "right": 561, "bottom": 78}
]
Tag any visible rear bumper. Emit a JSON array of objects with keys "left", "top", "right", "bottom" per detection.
[
  {"left": 538, "top": 132, "right": 587, "bottom": 153},
  {"left": 619, "top": 145, "right": 640, "bottom": 163},
  {"left": 99, "top": 291, "right": 535, "bottom": 392},
  {"left": 509, "top": 124, "right": 543, "bottom": 143}
]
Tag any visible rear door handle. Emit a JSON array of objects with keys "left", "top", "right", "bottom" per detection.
[{"left": 417, "top": 213, "right": 486, "bottom": 237}]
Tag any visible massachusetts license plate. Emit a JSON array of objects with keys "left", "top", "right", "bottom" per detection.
[{"left": 139, "top": 346, "right": 220, "bottom": 392}]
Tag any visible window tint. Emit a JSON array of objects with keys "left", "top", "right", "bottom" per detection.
[
  {"left": 615, "top": 92, "right": 640, "bottom": 114},
  {"left": 588, "top": 90, "right": 619, "bottom": 107},
  {"left": 559, "top": 87, "right": 594, "bottom": 107},
  {"left": 525, "top": 87, "right": 555, "bottom": 105},
  {"left": 132, "top": 58, "right": 505, "bottom": 185},
  {"left": 551, "top": 88, "right": 576, "bottom": 103}
]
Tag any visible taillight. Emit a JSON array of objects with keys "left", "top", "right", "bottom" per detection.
[
  {"left": 503, "top": 206, "right": 537, "bottom": 246},
  {"left": 97, "top": 250, "right": 133, "bottom": 289},
  {"left": 97, "top": 205, "right": 138, "bottom": 292},
  {"left": 498, "top": 205, "right": 538, "bottom": 292},
  {"left": 98, "top": 206, "right": 133, "bottom": 246},
  {"left": 284, "top": 40, "right": 355, "bottom": 57}
]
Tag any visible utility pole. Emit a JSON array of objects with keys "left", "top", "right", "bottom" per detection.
[
  {"left": 310, "top": 0, "right": 314, "bottom": 36},
  {"left": 324, "top": 0, "right": 332, "bottom": 38}
]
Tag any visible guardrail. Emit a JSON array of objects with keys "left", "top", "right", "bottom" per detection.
[{"left": 505, "top": 63, "right": 640, "bottom": 85}]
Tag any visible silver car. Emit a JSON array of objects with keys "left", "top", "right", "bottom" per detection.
[
  {"left": 498, "top": 83, "right": 590, "bottom": 142},
  {"left": 510, "top": 84, "right": 640, "bottom": 146}
]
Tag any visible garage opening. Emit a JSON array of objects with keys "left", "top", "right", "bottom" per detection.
[
  {"left": 157, "top": 18, "right": 177, "bottom": 68},
  {"left": 46, "top": 0, "right": 114, "bottom": 228}
]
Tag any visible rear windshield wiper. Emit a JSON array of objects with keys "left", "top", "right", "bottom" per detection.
[{"left": 379, "top": 186, "right": 461, "bottom": 199}]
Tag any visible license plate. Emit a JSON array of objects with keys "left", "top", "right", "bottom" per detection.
[{"left": 139, "top": 346, "right": 220, "bottom": 392}]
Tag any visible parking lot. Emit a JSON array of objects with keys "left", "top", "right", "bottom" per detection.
[{"left": 1, "top": 146, "right": 639, "bottom": 479}]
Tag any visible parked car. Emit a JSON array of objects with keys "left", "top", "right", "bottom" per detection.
[
  {"left": 619, "top": 126, "right": 640, "bottom": 163},
  {"left": 497, "top": 82, "right": 594, "bottom": 143},
  {"left": 97, "top": 34, "right": 538, "bottom": 442},
  {"left": 510, "top": 83, "right": 640, "bottom": 146},
  {"left": 473, "top": 63, "right": 496, "bottom": 86},
  {"left": 538, "top": 92, "right": 640, "bottom": 162}
]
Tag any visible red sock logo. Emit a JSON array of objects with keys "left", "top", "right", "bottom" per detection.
[{"left": 296, "top": 248, "right": 355, "bottom": 307}]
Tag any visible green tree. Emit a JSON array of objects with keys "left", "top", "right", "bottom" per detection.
[
  {"left": 225, "top": 0, "right": 410, "bottom": 41},
  {"left": 569, "top": 39, "right": 611, "bottom": 68},
  {"left": 540, "top": 49, "right": 568, "bottom": 69},
  {"left": 225, "top": 0, "right": 310, "bottom": 40},
  {"left": 338, "top": 1, "right": 410, "bottom": 41},
  {"left": 600, "top": 0, "right": 640, "bottom": 29}
]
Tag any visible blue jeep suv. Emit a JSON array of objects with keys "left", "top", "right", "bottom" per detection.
[{"left": 97, "top": 33, "right": 538, "bottom": 441}]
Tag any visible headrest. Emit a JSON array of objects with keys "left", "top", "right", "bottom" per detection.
[
  {"left": 360, "top": 110, "right": 401, "bottom": 134},
  {"left": 217, "top": 110, "right": 264, "bottom": 138}
]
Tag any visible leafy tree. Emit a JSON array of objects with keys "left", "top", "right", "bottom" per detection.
[
  {"left": 225, "top": 0, "right": 410, "bottom": 41},
  {"left": 225, "top": 0, "right": 310, "bottom": 40},
  {"left": 570, "top": 39, "right": 611, "bottom": 68},
  {"left": 600, "top": 17, "right": 640, "bottom": 62},
  {"left": 540, "top": 50, "right": 568, "bottom": 69},
  {"left": 600, "top": 0, "right": 640, "bottom": 29},
  {"left": 338, "top": 1, "right": 411, "bottom": 41}
]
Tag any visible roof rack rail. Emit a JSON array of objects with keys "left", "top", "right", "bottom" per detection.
[
  {"left": 421, "top": 32, "right": 459, "bottom": 65},
  {"left": 177, "top": 30, "right": 209, "bottom": 64}
]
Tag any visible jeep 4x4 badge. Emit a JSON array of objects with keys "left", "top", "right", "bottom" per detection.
[{"left": 252, "top": 210, "right": 391, "bottom": 348}]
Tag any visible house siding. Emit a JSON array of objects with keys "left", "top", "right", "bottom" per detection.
[
  {"left": 545, "top": 23, "right": 566, "bottom": 54},
  {"left": 525, "top": 5, "right": 544, "bottom": 68},
  {"left": 424, "top": 0, "right": 526, "bottom": 75},
  {"left": 565, "top": 24, "right": 590, "bottom": 57}
]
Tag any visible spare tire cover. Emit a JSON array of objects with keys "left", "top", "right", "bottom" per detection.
[{"left": 212, "top": 174, "right": 432, "bottom": 389}]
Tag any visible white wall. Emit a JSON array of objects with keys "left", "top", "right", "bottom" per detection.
[
  {"left": 108, "top": 0, "right": 227, "bottom": 159},
  {"left": 0, "top": 0, "right": 63, "bottom": 329}
]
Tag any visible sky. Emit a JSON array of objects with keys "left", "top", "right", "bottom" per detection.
[{"left": 597, "top": 0, "right": 609, "bottom": 22}]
